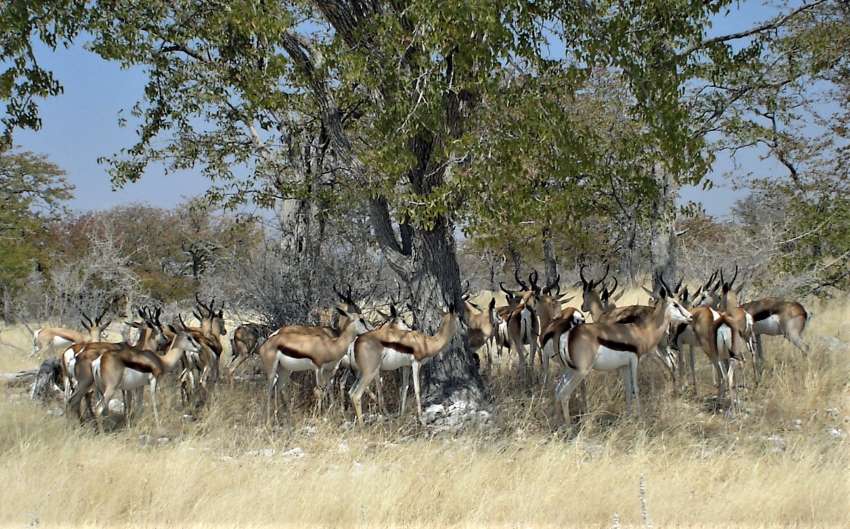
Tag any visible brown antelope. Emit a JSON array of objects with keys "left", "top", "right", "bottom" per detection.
[
  {"left": 580, "top": 266, "right": 681, "bottom": 387},
  {"left": 742, "top": 297, "right": 809, "bottom": 374},
  {"left": 64, "top": 310, "right": 171, "bottom": 423},
  {"left": 180, "top": 294, "right": 227, "bottom": 391},
  {"left": 554, "top": 277, "right": 692, "bottom": 423},
  {"left": 685, "top": 269, "right": 750, "bottom": 412},
  {"left": 348, "top": 296, "right": 459, "bottom": 424},
  {"left": 33, "top": 306, "right": 112, "bottom": 357},
  {"left": 539, "top": 306, "right": 586, "bottom": 385},
  {"left": 59, "top": 307, "right": 155, "bottom": 405},
  {"left": 226, "top": 323, "right": 269, "bottom": 378},
  {"left": 68, "top": 330, "right": 202, "bottom": 428},
  {"left": 259, "top": 307, "right": 370, "bottom": 421},
  {"left": 464, "top": 296, "right": 499, "bottom": 367}
]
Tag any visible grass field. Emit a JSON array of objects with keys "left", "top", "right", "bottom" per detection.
[{"left": 1, "top": 291, "right": 848, "bottom": 528}]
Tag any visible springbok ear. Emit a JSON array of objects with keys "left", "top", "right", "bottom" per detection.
[
  {"left": 612, "top": 290, "right": 625, "bottom": 302},
  {"left": 559, "top": 295, "right": 575, "bottom": 304},
  {"left": 102, "top": 319, "right": 112, "bottom": 329},
  {"left": 336, "top": 307, "right": 348, "bottom": 317},
  {"left": 81, "top": 320, "right": 90, "bottom": 330},
  {"left": 641, "top": 286, "right": 654, "bottom": 295}
]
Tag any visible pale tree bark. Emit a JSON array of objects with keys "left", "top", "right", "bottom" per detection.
[{"left": 649, "top": 163, "right": 679, "bottom": 289}]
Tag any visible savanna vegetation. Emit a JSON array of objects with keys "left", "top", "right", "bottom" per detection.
[{"left": 1, "top": 0, "right": 848, "bottom": 527}]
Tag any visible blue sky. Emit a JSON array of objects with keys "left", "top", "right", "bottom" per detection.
[{"left": 13, "top": 1, "right": 812, "bottom": 218}]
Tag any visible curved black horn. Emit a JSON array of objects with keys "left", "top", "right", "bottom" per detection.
[
  {"left": 543, "top": 274, "right": 560, "bottom": 295},
  {"left": 730, "top": 264, "right": 739, "bottom": 287},
  {"left": 720, "top": 267, "right": 725, "bottom": 289},
  {"left": 597, "top": 263, "right": 610, "bottom": 285},
  {"left": 579, "top": 264, "right": 589, "bottom": 287},
  {"left": 81, "top": 311, "right": 93, "bottom": 328},
  {"left": 95, "top": 304, "right": 109, "bottom": 325},
  {"left": 177, "top": 313, "right": 188, "bottom": 331},
  {"left": 529, "top": 270, "right": 540, "bottom": 292},
  {"left": 659, "top": 273, "right": 673, "bottom": 297},
  {"left": 514, "top": 270, "right": 528, "bottom": 291},
  {"left": 500, "top": 282, "right": 518, "bottom": 296},
  {"left": 609, "top": 276, "right": 618, "bottom": 298},
  {"left": 194, "top": 293, "right": 211, "bottom": 315},
  {"left": 674, "top": 277, "right": 683, "bottom": 295}
]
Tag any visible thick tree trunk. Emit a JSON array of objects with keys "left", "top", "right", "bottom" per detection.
[
  {"left": 649, "top": 163, "right": 678, "bottom": 289},
  {"left": 542, "top": 226, "right": 558, "bottom": 285}
]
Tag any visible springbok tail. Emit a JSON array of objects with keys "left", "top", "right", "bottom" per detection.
[
  {"left": 520, "top": 309, "right": 532, "bottom": 345},
  {"left": 716, "top": 323, "right": 733, "bottom": 357}
]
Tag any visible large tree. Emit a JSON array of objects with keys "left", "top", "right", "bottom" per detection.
[
  {"left": 0, "top": 150, "right": 73, "bottom": 288},
  {"left": 3, "top": 0, "right": 838, "bottom": 408}
]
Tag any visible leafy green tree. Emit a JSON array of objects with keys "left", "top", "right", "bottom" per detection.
[
  {"left": 0, "top": 149, "right": 73, "bottom": 293},
  {"left": 4, "top": 0, "right": 837, "bottom": 405}
]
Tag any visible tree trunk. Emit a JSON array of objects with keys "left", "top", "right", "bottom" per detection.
[
  {"left": 542, "top": 226, "right": 558, "bottom": 285},
  {"left": 649, "top": 163, "right": 678, "bottom": 289}
]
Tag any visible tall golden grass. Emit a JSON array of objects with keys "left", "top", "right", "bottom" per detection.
[{"left": 0, "top": 291, "right": 848, "bottom": 528}]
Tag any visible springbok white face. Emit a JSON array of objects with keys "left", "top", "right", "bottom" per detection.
[
  {"left": 666, "top": 299, "right": 693, "bottom": 324},
  {"left": 571, "top": 310, "right": 586, "bottom": 326},
  {"left": 352, "top": 315, "right": 371, "bottom": 335},
  {"left": 692, "top": 288, "right": 719, "bottom": 308},
  {"left": 176, "top": 332, "right": 203, "bottom": 354}
]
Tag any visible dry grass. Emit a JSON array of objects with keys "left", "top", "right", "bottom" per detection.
[{"left": 0, "top": 293, "right": 848, "bottom": 528}]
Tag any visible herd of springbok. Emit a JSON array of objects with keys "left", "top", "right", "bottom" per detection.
[{"left": 33, "top": 265, "right": 809, "bottom": 429}]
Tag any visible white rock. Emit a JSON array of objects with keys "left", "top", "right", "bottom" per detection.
[
  {"left": 282, "top": 447, "right": 305, "bottom": 459},
  {"left": 826, "top": 427, "right": 846, "bottom": 439},
  {"left": 107, "top": 399, "right": 125, "bottom": 414}
]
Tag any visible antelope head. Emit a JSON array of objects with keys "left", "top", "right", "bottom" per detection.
[{"left": 579, "top": 263, "right": 609, "bottom": 313}]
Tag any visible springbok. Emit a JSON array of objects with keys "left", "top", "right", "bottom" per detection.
[
  {"left": 227, "top": 323, "right": 268, "bottom": 378},
  {"left": 68, "top": 331, "right": 202, "bottom": 428},
  {"left": 463, "top": 295, "right": 499, "bottom": 368},
  {"left": 686, "top": 270, "right": 750, "bottom": 412},
  {"left": 180, "top": 295, "right": 227, "bottom": 392},
  {"left": 348, "top": 296, "right": 459, "bottom": 424},
  {"left": 62, "top": 308, "right": 168, "bottom": 419},
  {"left": 554, "top": 278, "right": 692, "bottom": 423},
  {"left": 33, "top": 306, "right": 111, "bottom": 357},
  {"left": 259, "top": 307, "right": 370, "bottom": 421},
  {"left": 59, "top": 307, "right": 160, "bottom": 405},
  {"left": 742, "top": 297, "right": 809, "bottom": 374},
  {"left": 539, "top": 306, "right": 586, "bottom": 385}
]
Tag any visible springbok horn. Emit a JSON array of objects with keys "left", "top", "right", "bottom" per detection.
[
  {"left": 500, "top": 282, "right": 518, "bottom": 295},
  {"left": 514, "top": 269, "right": 528, "bottom": 291},
  {"left": 579, "top": 264, "right": 589, "bottom": 287},
  {"left": 597, "top": 263, "right": 610, "bottom": 285},
  {"left": 95, "top": 304, "right": 109, "bottom": 325},
  {"left": 730, "top": 264, "right": 739, "bottom": 287},
  {"left": 543, "top": 274, "right": 560, "bottom": 295}
]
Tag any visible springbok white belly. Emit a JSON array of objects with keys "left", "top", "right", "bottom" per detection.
[
  {"left": 380, "top": 348, "right": 414, "bottom": 371},
  {"left": 63, "top": 347, "right": 77, "bottom": 381},
  {"left": 753, "top": 315, "right": 782, "bottom": 335},
  {"left": 593, "top": 346, "right": 634, "bottom": 371},
  {"left": 53, "top": 336, "right": 73, "bottom": 348},
  {"left": 275, "top": 352, "right": 316, "bottom": 372},
  {"left": 120, "top": 368, "right": 151, "bottom": 390}
]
